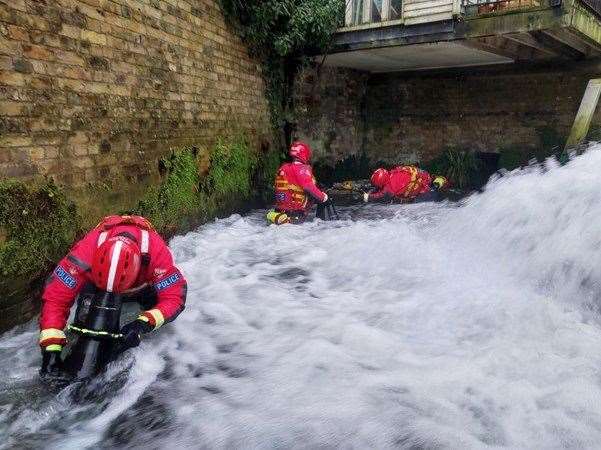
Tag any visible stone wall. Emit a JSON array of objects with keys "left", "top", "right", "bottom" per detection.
[
  {"left": 293, "top": 65, "right": 368, "bottom": 167},
  {"left": 363, "top": 63, "right": 601, "bottom": 164},
  {"left": 0, "top": 0, "right": 271, "bottom": 188},
  {"left": 295, "top": 60, "right": 601, "bottom": 168}
]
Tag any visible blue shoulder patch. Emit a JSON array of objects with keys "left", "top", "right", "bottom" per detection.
[
  {"left": 155, "top": 273, "right": 180, "bottom": 291},
  {"left": 54, "top": 266, "right": 77, "bottom": 289}
]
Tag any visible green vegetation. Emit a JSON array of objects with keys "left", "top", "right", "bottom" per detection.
[
  {"left": 423, "top": 147, "right": 482, "bottom": 189},
  {"left": 205, "top": 135, "right": 281, "bottom": 208},
  {"left": 134, "top": 147, "right": 203, "bottom": 236},
  {"left": 134, "top": 136, "right": 280, "bottom": 236},
  {"left": 252, "top": 143, "right": 282, "bottom": 204},
  {"left": 220, "top": 0, "right": 345, "bottom": 145},
  {"left": 0, "top": 179, "right": 79, "bottom": 309},
  {"left": 204, "top": 136, "right": 258, "bottom": 202}
]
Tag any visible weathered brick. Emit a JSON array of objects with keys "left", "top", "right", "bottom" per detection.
[
  {"left": 81, "top": 29, "right": 107, "bottom": 45},
  {"left": 21, "top": 43, "right": 54, "bottom": 61},
  {"left": 59, "top": 24, "right": 83, "bottom": 40},
  {"left": 27, "top": 146, "right": 45, "bottom": 161},
  {"left": 72, "top": 155, "right": 94, "bottom": 167},
  {"left": 13, "top": 58, "right": 33, "bottom": 73},
  {"left": 7, "top": 25, "right": 29, "bottom": 42},
  {"left": 0, "top": 100, "right": 25, "bottom": 116},
  {"left": 0, "top": 134, "right": 32, "bottom": 147},
  {"left": 0, "top": 55, "right": 12, "bottom": 70},
  {"left": 43, "top": 146, "right": 59, "bottom": 158},
  {"left": 34, "top": 158, "right": 57, "bottom": 175},
  {"left": 0, "top": 36, "right": 21, "bottom": 56},
  {"left": 53, "top": 49, "right": 85, "bottom": 66}
]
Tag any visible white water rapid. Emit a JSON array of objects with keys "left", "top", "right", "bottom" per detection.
[{"left": 1, "top": 147, "right": 601, "bottom": 449}]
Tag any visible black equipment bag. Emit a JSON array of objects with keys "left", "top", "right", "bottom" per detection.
[{"left": 61, "top": 287, "right": 124, "bottom": 380}]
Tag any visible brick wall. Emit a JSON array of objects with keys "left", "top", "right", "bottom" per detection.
[
  {"left": 363, "top": 64, "right": 601, "bottom": 164},
  {"left": 295, "top": 61, "right": 601, "bottom": 167},
  {"left": 0, "top": 0, "right": 271, "bottom": 186}
]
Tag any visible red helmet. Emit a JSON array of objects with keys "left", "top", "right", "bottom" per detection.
[
  {"left": 289, "top": 141, "right": 312, "bottom": 164},
  {"left": 91, "top": 236, "right": 141, "bottom": 293},
  {"left": 370, "top": 168, "right": 390, "bottom": 188}
]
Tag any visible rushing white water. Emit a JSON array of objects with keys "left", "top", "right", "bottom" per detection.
[{"left": 1, "top": 147, "right": 601, "bottom": 449}]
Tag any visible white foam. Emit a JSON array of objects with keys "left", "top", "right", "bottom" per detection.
[{"left": 2, "top": 147, "right": 601, "bottom": 448}]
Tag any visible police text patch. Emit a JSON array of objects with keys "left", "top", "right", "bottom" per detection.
[
  {"left": 155, "top": 273, "right": 180, "bottom": 291},
  {"left": 54, "top": 266, "right": 77, "bottom": 289}
]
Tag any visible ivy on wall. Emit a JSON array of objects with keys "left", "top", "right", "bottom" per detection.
[{"left": 219, "top": 0, "right": 345, "bottom": 148}]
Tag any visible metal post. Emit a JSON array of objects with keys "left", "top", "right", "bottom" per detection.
[{"left": 565, "top": 78, "right": 601, "bottom": 150}]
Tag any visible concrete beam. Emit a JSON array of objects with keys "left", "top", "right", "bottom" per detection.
[
  {"left": 333, "top": 20, "right": 456, "bottom": 52},
  {"left": 460, "top": 3, "right": 567, "bottom": 38},
  {"left": 504, "top": 32, "right": 560, "bottom": 56},
  {"left": 545, "top": 28, "right": 598, "bottom": 55},
  {"left": 459, "top": 37, "right": 520, "bottom": 59},
  {"left": 531, "top": 30, "right": 587, "bottom": 58},
  {"left": 569, "top": 0, "right": 601, "bottom": 48},
  {"left": 460, "top": 34, "right": 555, "bottom": 60}
]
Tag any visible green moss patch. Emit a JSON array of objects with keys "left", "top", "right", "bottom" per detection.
[
  {"left": 0, "top": 179, "right": 79, "bottom": 327},
  {"left": 422, "top": 147, "right": 482, "bottom": 190},
  {"left": 134, "top": 147, "right": 204, "bottom": 237},
  {"left": 134, "top": 136, "right": 281, "bottom": 237}
]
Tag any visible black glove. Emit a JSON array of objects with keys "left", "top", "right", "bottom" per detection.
[
  {"left": 40, "top": 349, "right": 63, "bottom": 377},
  {"left": 119, "top": 319, "right": 152, "bottom": 351}
]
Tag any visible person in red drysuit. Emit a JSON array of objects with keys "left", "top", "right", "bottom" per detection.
[
  {"left": 39, "top": 215, "right": 186, "bottom": 375},
  {"left": 268, "top": 141, "right": 329, "bottom": 224},
  {"left": 363, "top": 166, "right": 448, "bottom": 203}
]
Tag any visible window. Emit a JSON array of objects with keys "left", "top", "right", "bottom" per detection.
[
  {"left": 390, "top": 0, "right": 402, "bottom": 19},
  {"left": 372, "top": 0, "right": 383, "bottom": 21},
  {"left": 352, "top": 0, "right": 364, "bottom": 24}
]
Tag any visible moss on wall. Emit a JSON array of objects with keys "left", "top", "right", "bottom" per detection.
[
  {"left": 134, "top": 147, "right": 204, "bottom": 237},
  {"left": 133, "top": 136, "right": 282, "bottom": 237},
  {"left": 0, "top": 180, "right": 80, "bottom": 330}
]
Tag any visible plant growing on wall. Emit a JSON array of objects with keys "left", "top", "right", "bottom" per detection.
[
  {"left": 425, "top": 147, "right": 481, "bottom": 189},
  {"left": 220, "top": 0, "right": 345, "bottom": 148},
  {"left": 0, "top": 180, "right": 79, "bottom": 325},
  {"left": 134, "top": 137, "right": 281, "bottom": 235},
  {"left": 135, "top": 147, "right": 203, "bottom": 236}
]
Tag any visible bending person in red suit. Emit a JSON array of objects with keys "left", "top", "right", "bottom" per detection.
[{"left": 39, "top": 215, "right": 186, "bottom": 376}]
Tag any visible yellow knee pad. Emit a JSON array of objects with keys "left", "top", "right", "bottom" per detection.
[{"left": 266, "top": 210, "right": 291, "bottom": 225}]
